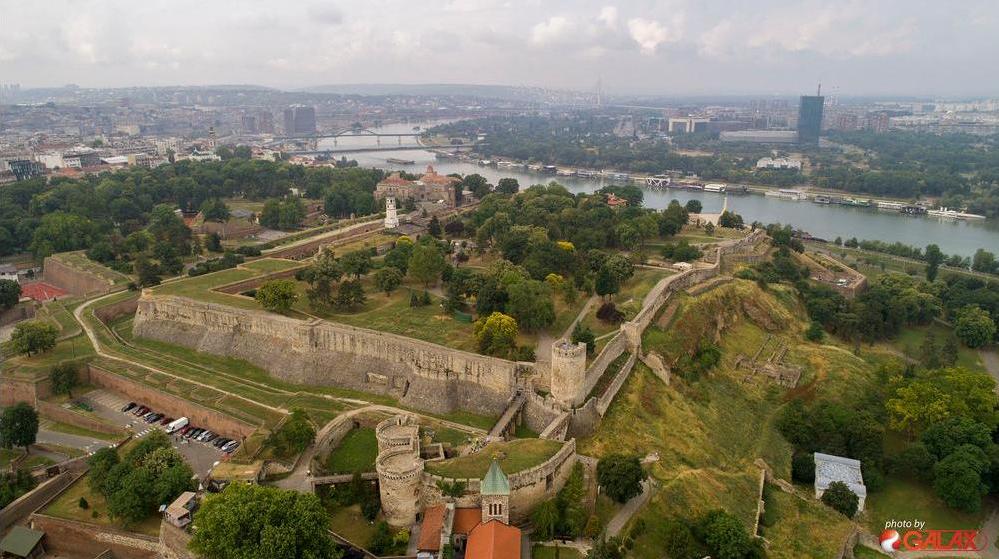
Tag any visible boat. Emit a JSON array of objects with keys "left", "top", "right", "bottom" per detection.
[
  {"left": 927, "top": 207, "right": 986, "bottom": 220},
  {"left": 576, "top": 169, "right": 598, "bottom": 178},
  {"left": 876, "top": 200, "right": 904, "bottom": 211},
  {"left": 839, "top": 197, "right": 871, "bottom": 207},
  {"left": 765, "top": 189, "right": 807, "bottom": 201},
  {"left": 704, "top": 183, "right": 726, "bottom": 193},
  {"left": 901, "top": 205, "right": 927, "bottom": 215},
  {"left": 813, "top": 195, "right": 832, "bottom": 204},
  {"left": 542, "top": 165, "right": 558, "bottom": 175},
  {"left": 645, "top": 174, "right": 671, "bottom": 189},
  {"left": 386, "top": 157, "right": 415, "bottom": 165}
]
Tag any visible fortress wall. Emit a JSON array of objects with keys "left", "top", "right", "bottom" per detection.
[
  {"left": 42, "top": 256, "right": 115, "bottom": 297},
  {"left": 420, "top": 439, "right": 577, "bottom": 523},
  {"left": 132, "top": 295, "right": 525, "bottom": 416}
]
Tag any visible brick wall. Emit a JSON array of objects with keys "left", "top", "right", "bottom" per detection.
[
  {"left": 0, "top": 377, "right": 41, "bottom": 406},
  {"left": 36, "top": 400, "right": 125, "bottom": 436},
  {"left": 0, "top": 472, "right": 78, "bottom": 533},
  {"left": 93, "top": 295, "right": 139, "bottom": 324},
  {"left": 30, "top": 514, "right": 161, "bottom": 559},
  {"left": 42, "top": 256, "right": 115, "bottom": 297},
  {"left": 86, "top": 365, "right": 257, "bottom": 439}
]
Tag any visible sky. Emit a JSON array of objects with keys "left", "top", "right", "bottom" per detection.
[{"left": 2, "top": 0, "right": 998, "bottom": 97}]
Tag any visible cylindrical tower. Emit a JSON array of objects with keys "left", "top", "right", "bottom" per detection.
[
  {"left": 550, "top": 339, "right": 587, "bottom": 407},
  {"left": 376, "top": 415, "right": 420, "bottom": 454},
  {"left": 375, "top": 444, "right": 424, "bottom": 527}
]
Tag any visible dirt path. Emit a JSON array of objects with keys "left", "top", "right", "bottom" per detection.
[{"left": 980, "top": 348, "right": 999, "bottom": 391}]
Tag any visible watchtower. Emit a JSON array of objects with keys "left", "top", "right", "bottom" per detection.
[{"left": 550, "top": 339, "right": 587, "bottom": 407}]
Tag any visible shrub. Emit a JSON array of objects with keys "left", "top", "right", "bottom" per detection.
[
  {"left": 596, "top": 302, "right": 625, "bottom": 324},
  {"left": 821, "top": 481, "right": 859, "bottom": 518},
  {"left": 79, "top": 497, "right": 89, "bottom": 509},
  {"left": 791, "top": 452, "right": 815, "bottom": 483}
]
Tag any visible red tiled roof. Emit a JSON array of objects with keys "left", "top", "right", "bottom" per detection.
[
  {"left": 417, "top": 505, "right": 446, "bottom": 552},
  {"left": 465, "top": 520, "right": 521, "bottom": 559},
  {"left": 453, "top": 508, "right": 482, "bottom": 535},
  {"left": 379, "top": 172, "right": 415, "bottom": 187},
  {"left": 20, "top": 282, "right": 68, "bottom": 301}
]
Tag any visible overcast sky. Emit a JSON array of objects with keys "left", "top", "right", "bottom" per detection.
[{"left": 2, "top": 0, "right": 998, "bottom": 97}]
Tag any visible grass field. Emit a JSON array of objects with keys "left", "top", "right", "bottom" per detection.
[
  {"left": 325, "top": 427, "right": 378, "bottom": 474},
  {"left": 0, "top": 333, "right": 94, "bottom": 376},
  {"left": 890, "top": 323, "right": 986, "bottom": 373},
  {"left": 328, "top": 505, "right": 380, "bottom": 549},
  {"left": 865, "top": 478, "right": 987, "bottom": 533},
  {"left": 43, "top": 468, "right": 161, "bottom": 537},
  {"left": 0, "top": 449, "right": 22, "bottom": 468},
  {"left": 41, "top": 419, "right": 124, "bottom": 442},
  {"left": 240, "top": 258, "right": 305, "bottom": 273},
  {"left": 425, "top": 438, "right": 563, "bottom": 479},
  {"left": 853, "top": 545, "right": 890, "bottom": 559},
  {"left": 50, "top": 251, "right": 131, "bottom": 285},
  {"left": 760, "top": 489, "right": 855, "bottom": 559}
]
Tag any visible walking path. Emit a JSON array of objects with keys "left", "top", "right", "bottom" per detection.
[
  {"left": 980, "top": 348, "right": 999, "bottom": 392},
  {"left": 605, "top": 479, "right": 654, "bottom": 538}
]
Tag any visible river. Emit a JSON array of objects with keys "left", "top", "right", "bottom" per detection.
[{"left": 320, "top": 121, "right": 999, "bottom": 258}]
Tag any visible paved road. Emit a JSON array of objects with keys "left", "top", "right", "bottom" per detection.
[
  {"left": 35, "top": 428, "right": 113, "bottom": 456},
  {"left": 605, "top": 479, "right": 654, "bottom": 538}
]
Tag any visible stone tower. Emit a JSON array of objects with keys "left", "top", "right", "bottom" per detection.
[
  {"left": 384, "top": 196, "right": 400, "bottom": 229},
  {"left": 550, "top": 339, "right": 587, "bottom": 407},
  {"left": 480, "top": 459, "right": 510, "bottom": 525},
  {"left": 375, "top": 415, "right": 423, "bottom": 527}
]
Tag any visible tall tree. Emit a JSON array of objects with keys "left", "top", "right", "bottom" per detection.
[
  {"left": 408, "top": 242, "right": 446, "bottom": 287},
  {"left": 9, "top": 321, "right": 58, "bottom": 356},
  {"left": 255, "top": 280, "right": 299, "bottom": 313},
  {"left": 0, "top": 403, "right": 39, "bottom": 453},
  {"left": 50, "top": 362, "right": 80, "bottom": 398},
  {"left": 924, "top": 244, "right": 944, "bottom": 281},
  {"left": 0, "top": 279, "right": 20, "bottom": 310}
]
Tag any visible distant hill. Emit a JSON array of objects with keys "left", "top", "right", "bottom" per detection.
[{"left": 299, "top": 83, "right": 550, "bottom": 101}]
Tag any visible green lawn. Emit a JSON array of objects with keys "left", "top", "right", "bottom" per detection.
[
  {"left": 240, "top": 258, "right": 305, "bottom": 273},
  {"left": 326, "top": 428, "right": 378, "bottom": 474},
  {"left": 50, "top": 251, "right": 131, "bottom": 285},
  {"left": 425, "top": 438, "right": 563, "bottom": 479},
  {"left": 42, "top": 470, "right": 161, "bottom": 537},
  {"left": 0, "top": 448, "right": 22, "bottom": 469},
  {"left": 41, "top": 419, "right": 124, "bottom": 442},
  {"left": 853, "top": 545, "right": 890, "bottom": 559},
  {"left": 892, "top": 323, "right": 986, "bottom": 373},
  {"left": 328, "top": 505, "right": 379, "bottom": 548},
  {"left": 586, "top": 352, "right": 631, "bottom": 401},
  {"left": 532, "top": 545, "right": 584, "bottom": 559},
  {"left": 0, "top": 333, "right": 94, "bottom": 376},
  {"left": 865, "top": 477, "right": 987, "bottom": 533}
]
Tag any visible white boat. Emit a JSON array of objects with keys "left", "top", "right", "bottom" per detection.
[
  {"left": 704, "top": 183, "right": 727, "bottom": 193},
  {"left": 876, "top": 200, "right": 904, "bottom": 211},
  {"left": 927, "top": 207, "right": 986, "bottom": 220},
  {"left": 645, "top": 175, "right": 671, "bottom": 189},
  {"left": 765, "top": 189, "right": 807, "bottom": 201}
]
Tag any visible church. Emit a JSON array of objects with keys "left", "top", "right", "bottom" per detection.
[{"left": 374, "top": 165, "right": 459, "bottom": 207}]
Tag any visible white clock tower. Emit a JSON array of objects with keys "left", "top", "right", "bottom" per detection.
[{"left": 384, "top": 196, "right": 400, "bottom": 229}]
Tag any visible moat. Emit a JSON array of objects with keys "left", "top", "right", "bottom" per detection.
[{"left": 324, "top": 121, "right": 999, "bottom": 258}]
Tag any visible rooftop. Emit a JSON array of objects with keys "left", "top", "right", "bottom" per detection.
[
  {"left": 481, "top": 459, "right": 510, "bottom": 496},
  {"left": 465, "top": 520, "right": 521, "bottom": 559},
  {"left": 417, "top": 504, "right": 447, "bottom": 552},
  {"left": 814, "top": 452, "right": 866, "bottom": 496},
  {"left": 0, "top": 525, "right": 45, "bottom": 558}
]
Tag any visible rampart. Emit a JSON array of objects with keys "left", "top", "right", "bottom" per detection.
[
  {"left": 132, "top": 294, "right": 529, "bottom": 416},
  {"left": 31, "top": 513, "right": 161, "bottom": 559},
  {"left": 36, "top": 400, "right": 125, "bottom": 436},
  {"left": 0, "top": 472, "right": 79, "bottom": 533},
  {"left": 42, "top": 255, "right": 118, "bottom": 297}
]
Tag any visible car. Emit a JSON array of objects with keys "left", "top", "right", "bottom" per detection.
[
  {"left": 213, "top": 438, "right": 230, "bottom": 448},
  {"left": 121, "top": 402, "right": 136, "bottom": 413},
  {"left": 202, "top": 433, "right": 218, "bottom": 443},
  {"left": 143, "top": 412, "right": 159, "bottom": 422},
  {"left": 198, "top": 431, "right": 215, "bottom": 442},
  {"left": 222, "top": 441, "right": 240, "bottom": 453},
  {"left": 186, "top": 428, "right": 204, "bottom": 439},
  {"left": 178, "top": 426, "right": 193, "bottom": 436},
  {"left": 160, "top": 417, "right": 173, "bottom": 426},
  {"left": 132, "top": 406, "right": 147, "bottom": 416},
  {"left": 149, "top": 413, "right": 164, "bottom": 423}
]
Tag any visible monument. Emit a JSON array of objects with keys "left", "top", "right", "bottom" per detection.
[{"left": 384, "top": 196, "right": 400, "bottom": 229}]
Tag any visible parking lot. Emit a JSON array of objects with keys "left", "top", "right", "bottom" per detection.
[{"left": 81, "top": 389, "right": 236, "bottom": 479}]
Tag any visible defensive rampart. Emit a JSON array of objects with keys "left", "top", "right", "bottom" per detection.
[{"left": 132, "top": 294, "right": 529, "bottom": 416}]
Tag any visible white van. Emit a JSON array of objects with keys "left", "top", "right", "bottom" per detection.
[{"left": 165, "top": 417, "right": 189, "bottom": 434}]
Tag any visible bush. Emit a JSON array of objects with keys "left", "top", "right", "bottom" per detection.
[
  {"left": 821, "top": 481, "right": 859, "bottom": 518},
  {"left": 596, "top": 454, "right": 646, "bottom": 503},
  {"left": 361, "top": 496, "right": 380, "bottom": 521},
  {"left": 236, "top": 245, "right": 262, "bottom": 256},
  {"left": 571, "top": 324, "right": 596, "bottom": 356},
  {"left": 791, "top": 452, "right": 815, "bottom": 483},
  {"left": 513, "top": 345, "right": 536, "bottom": 362},
  {"left": 79, "top": 497, "right": 89, "bottom": 509},
  {"left": 596, "top": 302, "right": 625, "bottom": 324},
  {"left": 885, "top": 443, "right": 935, "bottom": 482},
  {"left": 805, "top": 321, "right": 825, "bottom": 342}
]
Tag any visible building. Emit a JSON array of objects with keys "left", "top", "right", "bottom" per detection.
[
  {"left": 814, "top": 452, "right": 867, "bottom": 512},
  {"left": 374, "top": 165, "right": 458, "bottom": 207},
  {"left": 384, "top": 196, "right": 401, "bottom": 229},
  {"left": 756, "top": 157, "right": 802, "bottom": 170},
  {"left": 6, "top": 159, "right": 43, "bottom": 181},
  {"left": 668, "top": 117, "right": 710, "bottom": 134},
  {"left": 797, "top": 94, "right": 825, "bottom": 145},
  {"left": 0, "top": 263, "right": 18, "bottom": 283},
  {"left": 164, "top": 491, "right": 198, "bottom": 528},
  {"left": 719, "top": 130, "right": 798, "bottom": 144},
  {"left": 0, "top": 526, "right": 46, "bottom": 559},
  {"left": 415, "top": 460, "right": 520, "bottom": 559},
  {"left": 283, "top": 105, "right": 317, "bottom": 136}
]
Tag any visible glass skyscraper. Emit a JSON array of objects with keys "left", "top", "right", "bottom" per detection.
[{"left": 797, "top": 95, "right": 824, "bottom": 145}]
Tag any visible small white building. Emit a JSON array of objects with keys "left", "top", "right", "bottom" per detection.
[
  {"left": 814, "top": 452, "right": 866, "bottom": 512},
  {"left": 756, "top": 157, "right": 802, "bottom": 170},
  {"left": 384, "top": 196, "right": 400, "bottom": 229},
  {"left": 0, "top": 264, "right": 18, "bottom": 284}
]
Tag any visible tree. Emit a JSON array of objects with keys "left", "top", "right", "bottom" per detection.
[
  {"left": 334, "top": 279, "right": 366, "bottom": 309},
  {"left": 685, "top": 199, "right": 702, "bottom": 214},
  {"left": 205, "top": 232, "right": 223, "bottom": 252},
  {"left": 506, "top": 280, "right": 555, "bottom": 331},
  {"left": 255, "top": 280, "right": 298, "bottom": 313},
  {"left": 925, "top": 244, "right": 944, "bottom": 281},
  {"left": 821, "top": 481, "right": 859, "bottom": 518},
  {"left": 462, "top": 174, "right": 491, "bottom": 199},
  {"left": 791, "top": 452, "right": 815, "bottom": 483},
  {"left": 408, "top": 242, "right": 446, "bottom": 287},
  {"left": 571, "top": 324, "right": 596, "bottom": 357},
  {"left": 473, "top": 312, "right": 518, "bottom": 356},
  {"left": 373, "top": 267, "right": 403, "bottom": 296},
  {"left": 933, "top": 444, "right": 990, "bottom": 512},
  {"left": 531, "top": 499, "right": 559, "bottom": 540},
  {"left": 268, "top": 409, "right": 316, "bottom": 458},
  {"left": 886, "top": 367, "right": 998, "bottom": 434},
  {"left": 971, "top": 249, "right": 997, "bottom": 274},
  {"left": 497, "top": 178, "right": 520, "bottom": 194},
  {"left": 133, "top": 254, "right": 162, "bottom": 287},
  {"left": 596, "top": 454, "right": 645, "bottom": 503},
  {"left": 200, "top": 198, "right": 231, "bottom": 223},
  {"left": 586, "top": 537, "right": 624, "bottom": 559},
  {"left": 50, "top": 362, "right": 80, "bottom": 398},
  {"left": 189, "top": 483, "right": 340, "bottom": 559},
  {"left": 0, "top": 403, "right": 39, "bottom": 453},
  {"left": 805, "top": 321, "right": 825, "bottom": 342},
  {"left": 9, "top": 320, "right": 58, "bottom": 356},
  {"left": 0, "top": 279, "right": 20, "bottom": 310},
  {"left": 921, "top": 417, "right": 993, "bottom": 460},
  {"left": 260, "top": 198, "right": 305, "bottom": 230},
  {"left": 696, "top": 510, "right": 756, "bottom": 559},
  {"left": 428, "top": 216, "right": 442, "bottom": 238},
  {"left": 339, "top": 250, "right": 372, "bottom": 279},
  {"left": 953, "top": 305, "right": 996, "bottom": 348},
  {"left": 718, "top": 211, "right": 744, "bottom": 229}
]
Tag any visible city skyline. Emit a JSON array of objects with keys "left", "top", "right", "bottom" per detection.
[{"left": 3, "top": 0, "right": 999, "bottom": 96}]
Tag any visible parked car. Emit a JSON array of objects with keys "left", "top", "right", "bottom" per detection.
[
  {"left": 198, "top": 431, "right": 215, "bottom": 442},
  {"left": 121, "top": 402, "right": 136, "bottom": 413},
  {"left": 133, "top": 406, "right": 148, "bottom": 416},
  {"left": 213, "top": 438, "right": 230, "bottom": 448},
  {"left": 222, "top": 441, "right": 240, "bottom": 453},
  {"left": 160, "top": 417, "right": 174, "bottom": 426},
  {"left": 202, "top": 433, "right": 218, "bottom": 443},
  {"left": 178, "top": 425, "right": 193, "bottom": 436},
  {"left": 166, "top": 418, "right": 190, "bottom": 434},
  {"left": 185, "top": 428, "right": 203, "bottom": 439}
]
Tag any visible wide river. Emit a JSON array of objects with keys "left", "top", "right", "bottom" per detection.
[{"left": 322, "top": 121, "right": 999, "bottom": 258}]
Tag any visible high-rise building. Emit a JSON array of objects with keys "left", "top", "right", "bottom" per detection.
[
  {"left": 282, "top": 105, "right": 317, "bottom": 136},
  {"left": 797, "top": 94, "right": 824, "bottom": 145},
  {"left": 258, "top": 111, "right": 275, "bottom": 134}
]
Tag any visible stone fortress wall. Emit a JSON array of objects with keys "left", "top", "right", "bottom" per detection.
[{"left": 132, "top": 294, "right": 531, "bottom": 417}]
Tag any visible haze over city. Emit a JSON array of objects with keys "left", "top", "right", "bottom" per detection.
[{"left": 3, "top": 0, "right": 999, "bottom": 96}]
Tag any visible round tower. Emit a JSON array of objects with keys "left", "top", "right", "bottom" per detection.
[
  {"left": 375, "top": 444, "right": 424, "bottom": 527},
  {"left": 376, "top": 414, "right": 420, "bottom": 453},
  {"left": 550, "top": 339, "right": 587, "bottom": 407}
]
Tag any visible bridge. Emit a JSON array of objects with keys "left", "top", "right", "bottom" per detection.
[{"left": 273, "top": 127, "right": 423, "bottom": 141}]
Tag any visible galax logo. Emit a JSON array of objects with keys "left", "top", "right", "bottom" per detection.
[{"left": 880, "top": 520, "right": 987, "bottom": 553}]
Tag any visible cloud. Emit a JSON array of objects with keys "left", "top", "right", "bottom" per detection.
[
  {"left": 598, "top": 6, "right": 618, "bottom": 29},
  {"left": 530, "top": 16, "right": 574, "bottom": 46},
  {"left": 308, "top": 4, "right": 344, "bottom": 26},
  {"left": 627, "top": 17, "right": 679, "bottom": 54}
]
